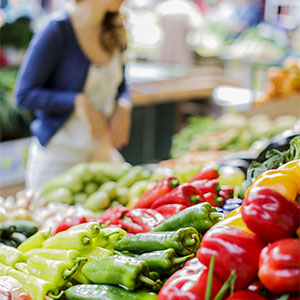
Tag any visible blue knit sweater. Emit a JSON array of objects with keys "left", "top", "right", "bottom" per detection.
[{"left": 15, "top": 12, "right": 131, "bottom": 146}]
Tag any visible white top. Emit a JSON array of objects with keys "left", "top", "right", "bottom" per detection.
[{"left": 48, "top": 51, "right": 123, "bottom": 153}]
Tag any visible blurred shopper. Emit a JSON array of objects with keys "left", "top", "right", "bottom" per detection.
[{"left": 15, "top": 0, "right": 132, "bottom": 190}]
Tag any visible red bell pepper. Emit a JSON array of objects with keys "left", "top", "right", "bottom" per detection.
[
  {"left": 188, "top": 168, "right": 219, "bottom": 182},
  {"left": 258, "top": 238, "right": 300, "bottom": 294},
  {"left": 197, "top": 225, "right": 266, "bottom": 290},
  {"left": 204, "top": 192, "right": 225, "bottom": 208},
  {"left": 119, "top": 208, "right": 165, "bottom": 233},
  {"left": 155, "top": 204, "right": 187, "bottom": 218},
  {"left": 55, "top": 216, "right": 87, "bottom": 233},
  {"left": 219, "top": 186, "right": 234, "bottom": 200},
  {"left": 134, "top": 177, "right": 179, "bottom": 208},
  {"left": 94, "top": 205, "right": 129, "bottom": 225},
  {"left": 225, "top": 290, "right": 266, "bottom": 300},
  {"left": 190, "top": 179, "right": 220, "bottom": 195},
  {"left": 158, "top": 257, "right": 224, "bottom": 300},
  {"left": 151, "top": 183, "right": 203, "bottom": 209},
  {"left": 242, "top": 187, "right": 300, "bottom": 242}
]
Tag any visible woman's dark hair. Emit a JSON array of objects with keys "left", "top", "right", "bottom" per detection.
[{"left": 101, "top": 12, "right": 127, "bottom": 52}]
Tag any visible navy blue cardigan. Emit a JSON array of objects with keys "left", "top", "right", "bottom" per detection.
[{"left": 15, "top": 12, "right": 131, "bottom": 146}]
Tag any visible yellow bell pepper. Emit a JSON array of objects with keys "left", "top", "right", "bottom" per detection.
[
  {"left": 214, "top": 211, "right": 252, "bottom": 233},
  {"left": 245, "top": 160, "right": 300, "bottom": 202}
]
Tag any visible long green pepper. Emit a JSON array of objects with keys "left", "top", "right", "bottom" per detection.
[
  {"left": 65, "top": 284, "right": 158, "bottom": 300},
  {"left": 115, "top": 227, "right": 201, "bottom": 255},
  {"left": 26, "top": 255, "right": 86, "bottom": 286},
  {"left": 114, "top": 248, "right": 194, "bottom": 274},
  {"left": 0, "top": 244, "right": 26, "bottom": 266},
  {"left": 82, "top": 255, "right": 162, "bottom": 291},
  {"left": 151, "top": 202, "right": 224, "bottom": 234}
]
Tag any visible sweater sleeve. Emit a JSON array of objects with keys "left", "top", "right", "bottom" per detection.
[{"left": 15, "top": 20, "right": 77, "bottom": 115}]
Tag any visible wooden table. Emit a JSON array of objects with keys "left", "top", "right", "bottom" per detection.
[{"left": 129, "top": 64, "right": 241, "bottom": 106}]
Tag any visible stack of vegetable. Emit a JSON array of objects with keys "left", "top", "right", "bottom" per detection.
[
  {"left": 158, "top": 159, "right": 300, "bottom": 300},
  {"left": 41, "top": 162, "right": 150, "bottom": 211}
]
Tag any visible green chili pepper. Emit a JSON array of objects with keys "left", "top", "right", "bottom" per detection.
[
  {"left": 89, "top": 162, "right": 132, "bottom": 181},
  {"left": 0, "top": 220, "right": 38, "bottom": 237},
  {"left": 5, "top": 267, "right": 58, "bottom": 300},
  {"left": 43, "top": 187, "right": 74, "bottom": 204},
  {"left": 18, "top": 229, "right": 51, "bottom": 253},
  {"left": 114, "top": 248, "right": 194, "bottom": 274},
  {"left": 151, "top": 202, "right": 224, "bottom": 234},
  {"left": 43, "top": 226, "right": 92, "bottom": 251},
  {"left": 70, "top": 163, "right": 94, "bottom": 183},
  {"left": 115, "top": 227, "right": 200, "bottom": 256},
  {"left": 98, "top": 181, "right": 118, "bottom": 199},
  {"left": 84, "top": 182, "right": 99, "bottom": 195},
  {"left": 72, "top": 247, "right": 112, "bottom": 284},
  {"left": 0, "top": 244, "right": 26, "bottom": 266},
  {"left": 116, "top": 186, "right": 130, "bottom": 205},
  {"left": 0, "top": 262, "right": 11, "bottom": 274},
  {"left": 0, "top": 222, "right": 16, "bottom": 238},
  {"left": 84, "top": 191, "right": 110, "bottom": 211},
  {"left": 10, "top": 232, "right": 27, "bottom": 246},
  {"left": 117, "top": 166, "right": 146, "bottom": 188},
  {"left": 24, "top": 248, "right": 82, "bottom": 264},
  {"left": 65, "top": 284, "right": 158, "bottom": 300},
  {"left": 26, "top": 255, "right": 86, "bottom": 286},
  {"left": 74, "top": 193, "right": 88, "bottom": 205},
  {"left": 82, "top": 255, "right": 162, "bottom": 291},
  {"left": 93, "top": 227, "right": 127, "bottom": 250},
  {"left": 70, "top": 222, "right": 101, "bottom": 238}
]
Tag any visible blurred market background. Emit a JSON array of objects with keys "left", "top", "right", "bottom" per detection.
[{"left": 0, "top": 0, "right": 300, "bottom": 196}]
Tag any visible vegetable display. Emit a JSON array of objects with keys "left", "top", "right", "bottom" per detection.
[{"left": 1, "top": 138, "right": 299, "bottom": 299}]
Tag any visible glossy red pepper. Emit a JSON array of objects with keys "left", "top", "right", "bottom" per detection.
[
  {"left": 197, "top": 225, "right": 266, "bottom": 290},
  {"left": 258, "top": 238, "right": 300, "bottom": 294},
  {"left": 119, "top": 208, "right": 165, "bottom": 233},
  {"left": 55, "top": 216, "right": 87, "bottom": 233},
  {"left": 242, "top": 187, "right": 300, "bottom": 242},
  {"left": 204, "top": 192, "right": 225, "bottom": 208},
  {"left": 224, "top": 290, "right": 266, "bottom": 300},
  {"left": 158, "top": 257, "right": 224, "bottom": 300},
  {"left": 188, "top": 168, "right": 219, "bottom": 182},
  {"left": 94, "top": 205, "right": 129, "bottom": 225},
  {"left": 151, "top": 183, "right": 203, "bottom": 209},
  {"left": 155, "top": 204, "right": 187, "bottom": 219},
  {"left": 219, "top": 186, "right": 234, "bottom": 200},
  {"left": 134, "top": 177, "right": 179, "bottom": 208},
  {"left": 190, "top": 179, "right": 220, "bottom": 195}
]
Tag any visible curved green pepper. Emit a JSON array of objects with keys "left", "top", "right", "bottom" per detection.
[
  {"left": 0, "top": 244, "right": 26, "bottom": 266},
  {"left": 82, "top": 255, "right": 162, "bottom": 290},
  {"left": 65, "top": 284, "right": 158, "bottom": 300},
  {"left": 115, "top": 227, "right": 200, "bottom": 255},
  {"left": 151, "top": 202, "right": 224, "bottom": 234}
]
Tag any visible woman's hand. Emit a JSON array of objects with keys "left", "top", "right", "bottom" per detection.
[
  {"left": 109, "top": 98, "right": 132, "bottom": 149},
  {"left": 92, "top": 138, "right": 124, "bottom": 162},
  {"left": 75, "top": 93, "right": 110, "bottom": 141}
]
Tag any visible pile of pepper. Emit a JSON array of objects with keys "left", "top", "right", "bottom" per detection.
[{"left": 159, "top": 159, "right": 300, "bottom": 300}]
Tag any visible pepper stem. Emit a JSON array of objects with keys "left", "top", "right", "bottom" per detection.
[
  {"left": 63, "top": 261, "right": 83, "bottom": 279},
  {"left": 82, "top": 236, "right": 91, "bottom": 246},
  {"left": 184, "top": 237, "right": 196, "bottom": 246},
  {"left": 278, "top": 294, "right": 290, "bottom": 300},
  {"left": 190, "top": 195, "right": 200, "bottom": 203},
  {"left": 205, "top": 255, "right": 215, "bottom": 300},
  {"left": 138, "top": 274, "right": 157, "bottom": 286},
  {"left": 169, "top": 178, "right": 180, "bottom": 188},
  {"left": 173, "top": 253, "right": 194, "bottom": 265},
  {"left": 213, "top": 270, "right": 237, "bottom": 300},
  {"left": 210, "top": 212, "right": 224, "bottom": 223},
  {"left": 48, "top": 290, "right": 64, "bottom": 299}
]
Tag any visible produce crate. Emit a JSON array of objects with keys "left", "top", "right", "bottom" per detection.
[{"left": 0, "top": 137, "right": 31, "bottom": 187}]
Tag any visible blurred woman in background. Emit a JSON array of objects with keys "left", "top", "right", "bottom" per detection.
[{"left": 15, "top": 0, "right": 132, "bottom": 190}]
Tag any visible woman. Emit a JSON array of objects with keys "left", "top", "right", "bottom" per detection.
[{"left": 15, "top": 0, "right": 132, "bottom": 190}]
